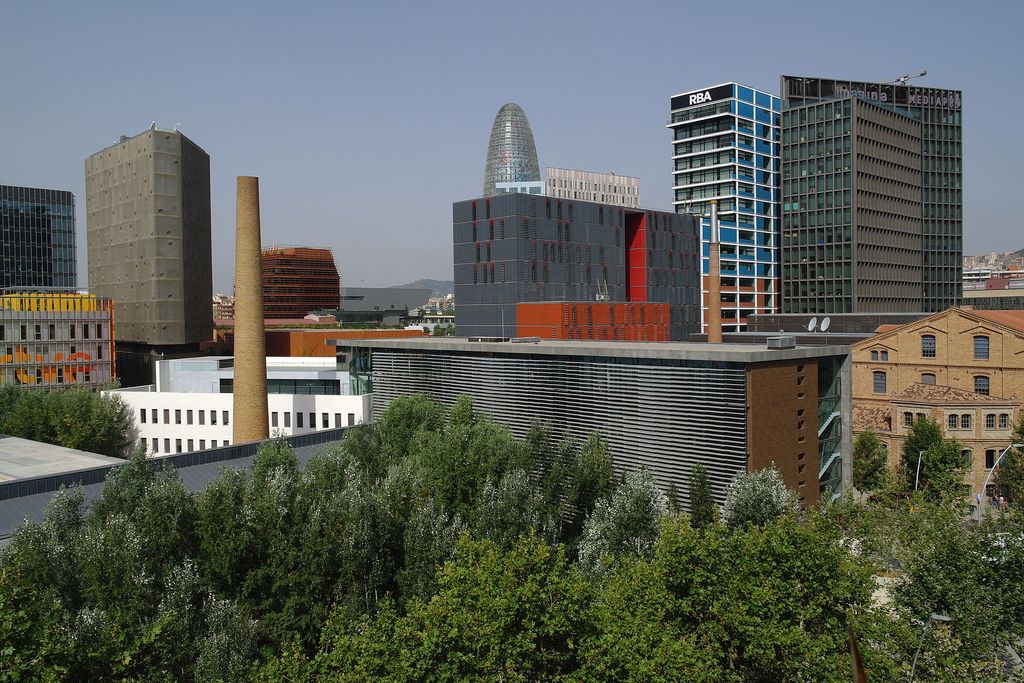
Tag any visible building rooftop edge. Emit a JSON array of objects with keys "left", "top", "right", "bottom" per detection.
[
  {"left": 670, "top": 81, "right": 775, "bottom": 100},
  {"left": 331, "top": 337, "right": 850, "bottom": 362}
]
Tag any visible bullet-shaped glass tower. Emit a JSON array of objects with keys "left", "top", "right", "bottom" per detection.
[{"left": 483, "top": 103, "right": 541, "bottom": 196}]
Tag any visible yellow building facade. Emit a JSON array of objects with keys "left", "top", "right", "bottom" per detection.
[{"left": 852, "top": 307, "right": 1024, "bottom": 494}]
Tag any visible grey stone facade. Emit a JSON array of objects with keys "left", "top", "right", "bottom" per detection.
[
  {"left": 453, "top": 193, "right": 701, "bottom": 340},
  {"left": 85, "top": 129, "right": 213, "bottom": 346}
]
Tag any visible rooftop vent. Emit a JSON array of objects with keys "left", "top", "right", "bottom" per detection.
[{"left": 767, "top": 335, "right": 796, "bottom": 349}]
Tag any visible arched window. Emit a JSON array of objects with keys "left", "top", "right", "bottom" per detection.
[
  {"left": 904, "top": 412, "right": 914, "bottom": 427},
  {"left": 921, "top": 334, "right": 936, "bottom": 358},
  {"left": 947, "top": 414, "right": 958, "bottom": 430},
  {"left": 921, "top": 373, "right": 936, "bottom": 385},
  {"left": 1000, "top": 414, "right": 1010, "bottom": 429},
  {"left": 974, "top": 335, "right": 990, "bottom": 360},
  {"left": 986, "top": 449, "right": 997, "bottom": 468},
  {"left": 872, "top": 371, "right": 887, "bottom": 394},
  {"left": 961, "top": 414, "right": 972, "bottom": 430},
  {"left": 974, "top": 376, "right": 990, "bottom": 396},
  {"left": 961, "top": 449, "right": 972, "bottom": 467},
  {"left": 986, "top": 414, "right": 996, "bottom": 429}
]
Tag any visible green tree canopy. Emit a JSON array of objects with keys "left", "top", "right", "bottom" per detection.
[
  {"left": 853, "top": 429, "right": 889, "bottom": 493},
  {"left": 0, "top": 385, "right": 133, "bottom": 457}
]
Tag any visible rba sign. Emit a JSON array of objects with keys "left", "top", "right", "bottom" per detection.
[
  {"left": 689, "top": 91, "right": 714, "bottom": 105},
  {"left": 671, "top": 84, "right": 734, "bottom": 111}
]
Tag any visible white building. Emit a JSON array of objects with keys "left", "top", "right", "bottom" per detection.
[
  {"left": 108, "top": 356, "right": 370, "bottom": 456},
  {"left": 545, "top": 168, "right": 640, "bottom": 208}
]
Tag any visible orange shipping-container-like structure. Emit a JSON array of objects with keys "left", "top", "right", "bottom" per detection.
[
  {"left": 260, "top": 247, "right": 340, "bottom": 319},
  {"left": 516, "top": 302, "right": 670, "bottom": 342}
]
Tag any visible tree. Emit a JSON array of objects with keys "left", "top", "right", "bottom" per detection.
[
  {"left": 720, "top": 465, "right": 798, "bottom": 529},
  {"left": 0, "top": 385, "right": 133, "bottom": 457},
  {"left": 688, "top": 463, "right": 717, "bottom": 529},
  {"left": 997, "top": 415, "right": 1024, "bottom": 503},
  {"left": 900, "top": 417, "right": 967, "bottom": 499},
  {"left": 853, "top": 429, "right": 889, "bottom": 493},
  {"left": 578, "top": 468, "right": 667, "bottom": 574}
]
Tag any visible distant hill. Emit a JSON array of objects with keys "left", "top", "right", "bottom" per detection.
[{"left": 389, "top": 279, "right": 454, "bottom": 297}]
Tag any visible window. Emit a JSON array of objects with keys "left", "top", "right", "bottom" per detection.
[
  {"left": 164, "top": 438, "right": 170, "bottom": 453},
  {"left": 948, "top": 414, "right": 958, "bottom": 430},
  {"left": 96, "top": 323, "right": 103, "bottom": 339},
  {"left": 222, "top": 411, "right": 229, "bottom": 425},
  {"left": 1000, "top": 414, "right": 1009, "bottom": 429},
  {"left": 986, "top": 449, "right": 997, "bottom": 468},
  {"left": 297, "top": 412, "right": 304, "bottom": 428},
  {"left": 904, "top": 412, "right": 913, "bottom": 427},
  {"left": 961, "top": 449, "right": 972, "bottom": 467},
  {"left": 871, "top": 350, "right": 878, "bottom": 361},
  {"left": 322, "top": 413, "right": 329, "bottom": 429},
  {"left": 284, "top": 412, "right": 291, "bottom": 428},
  {"left": 334, "top": 413, "right": 342, "bottom": 428},
  {"left": 210, "top": 440, "right": 217, "bottom": 448},
  {"left": 872, "top": 371, "right": 887, "bottom": 394},
  {"left": 271, "top": 412, "right": 278, "bottom": 428},
  {"left": 348, "top": 413, "right": 356, "bottom": 426},
  {"left": 961, "top": 414, "right": 971, "bottom": 430},
  {"left": 187, "top": 410, "right": 193, "bottom": 425},
  {"left": 974, "top": 376, "right": 990, "bottom": 396},
  {"left": 199, "top": 411, "right": 204, "bottom": 425},
  {"left": 200, "top": 440, "right": 206, "bottom": 450},
  {"left": 164, "top": 409, "right": 170, "bottom": 424},
  {"left": 921, "top": 334, "right": 936, "bottom": 358},
  {"left": 308, "top": 413, "right": 315, "bottom": 430},
  {"left": 986, "top": 414, "right": 996, "bottom": 429},
  {"left": 140, "top": 409, "right": 147, "bottom": 423},
  {"left": 34, "top": 325, "right": 41, "bottom": 340},
  {"left": 211, "top": 410, "right": 217, "bottom": 425},
  {"left": 175, "top": 439, "right": 182, "bottom": 453},
  {"left": 152, "top": 409, "right": 158, "bottom": 424},
  {"left": 921, "top": 373, "right": 936, "bottom": 385},
  {"left": 151, "top": 438, "right": 158, "bottom": 453},
  {"left": 187, "top": 439, "right": 194, "bottom": 451},
  {"left": 175, "top": 409, "right": 181, "bottom": 425},
  {"left": 974, "top": 335, "right": 990, "bottom": 360},
  {"left": 881, "top": 351, "right": 888, "bottom": 361},
  {"left": 916, "top": 413, "right": 926, "bottom": 423}
]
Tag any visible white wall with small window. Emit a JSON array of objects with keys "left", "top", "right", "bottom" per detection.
[{"left": 107, "top": 356, "right": 372, "bottom": 456}]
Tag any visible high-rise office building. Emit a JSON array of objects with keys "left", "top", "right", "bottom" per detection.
[
  {"left": 86, "top": 128, "right": 213, "bottom": 384},
  {"left": 668, "top": 83, "right": 781, "bottom": 333},
  {"left": 1, "top": 185, "right": 76, "bottom": 289},
  {"left": 453, "top": 193, "right": 700, "bottom": 340},
  {"left": 483, "top": 103, "right": 541, "bottom": 196},
  {"left": 780, "top": 76, "right": 963, "bottom": 313},
  {"left": 261, "top": 246, "right": 341, "bottom": 318},
  {"left": 546, "top": 168, "right": 640, "bottom": 208},
  {"left": 780, "top": 96, "right": 924, "bottom": 312}
]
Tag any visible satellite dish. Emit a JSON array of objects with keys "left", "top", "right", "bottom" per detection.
[
  {"left": 820, "top": 316, "right": 831, "bottom": 332},
  {"left": 807, "top": 316, "right": 818, "bottom": 332}
]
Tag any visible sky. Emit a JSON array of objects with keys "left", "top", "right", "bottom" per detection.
[{"left": 1, "top": 0, "right": 1020, "bottom": 292}]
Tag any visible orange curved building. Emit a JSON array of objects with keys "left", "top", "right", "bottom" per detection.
[{"left": 260, "top": 246, "right": 340, "bottom": 318}]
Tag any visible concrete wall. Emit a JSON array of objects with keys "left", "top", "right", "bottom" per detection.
[{"left": 86, "top": 130, "right": 213, "bottom": 346}]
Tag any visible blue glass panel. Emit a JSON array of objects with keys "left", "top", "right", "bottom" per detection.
[
  {"left": 756, "top": 91, "right": 771, "bottom": 108},
  {"left": 737, "top": 102, "right": 754, "bottom": 118},
  {"left": 720, "top": 228, "right": 737, "bottom": 242},
  {"left": 756, "top": 187, "right": 772, "bottom": 200},
  {"left": 756, "top": 107, "right": 772, "bottom": 123},
  {"left": 737, "top": 86, "right": 754, "bottom": 103},
  {"left": 771, "top": 97, "right": 780, "bottom": 111},
  {"left": 756, "top": 140, "right": 772, "bottom": 155},
  {"left": 758, "top": 248, "right": 773, "bottom": 261}
]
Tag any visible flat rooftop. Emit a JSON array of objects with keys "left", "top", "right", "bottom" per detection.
[
  {"left": 0, "top": 436, "right": 124, "bottom": 483},
  {"left": 330, "top": 336, "right": 849, "bottom": 363}
]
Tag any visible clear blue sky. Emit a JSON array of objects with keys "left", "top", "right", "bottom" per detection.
[{"left": 1, "top": 0, "right": 1018, "bottom": 291}]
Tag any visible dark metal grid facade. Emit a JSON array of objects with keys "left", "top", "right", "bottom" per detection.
[
  {"left": 453, "top": 193, "right": 700, "bottom": 340},
  {"left": 0, "top": 185, "right": 76, "bottom": 289}
]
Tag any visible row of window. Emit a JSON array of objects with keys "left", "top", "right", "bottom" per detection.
[
  {"left": 0, "top": 322, "right": 104, "bottom": 342},
  {"left": 872, "top": 371, "right": 992, "bottom": 395},
  {"left": 919, "top": 334, "right": 989, "bottom": 360},
  {"left": 141, "top": 407, "right": 359, "bottom": 431},
  {"left": 141, "top": 408, "right": 229, "bottom": 426},
  {"left": 902, "top": 412, "right": 1011, "bottom": 431},
  {"left": 151, "top": 437, "right": 227, "bottom": 454}
]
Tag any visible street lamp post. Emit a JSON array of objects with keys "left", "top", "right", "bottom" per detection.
[
  {"left": 909, "top": 613, "right": 953, "bottom": 683},
  {"left": 914, "top": 450, "right": 926, "bottom": 491},
  {"left": 975, "top": 442, "right": 1024, "bottom": 522}
]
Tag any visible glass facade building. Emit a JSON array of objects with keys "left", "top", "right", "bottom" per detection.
[
  {"left": 780, "top": 76, "right": 963, "bottom": 312},
  {"left": 483, "top": 103, "right": 541, "bottom": 196},
  {"left": 1, "top": 185, "right": 76, "bottom": 290},
  {"left": 668, "top": 83, "right": 780, "bottom": 332}
]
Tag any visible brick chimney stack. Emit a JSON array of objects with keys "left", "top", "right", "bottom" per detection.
[
  {"left": 707, "top": 199, "right": 723, "bottom": 344},
  {"left": 232, "top": 176, "right": 269, "bottom": 442}
]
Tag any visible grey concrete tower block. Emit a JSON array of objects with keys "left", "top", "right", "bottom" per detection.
[{"left": 232, "top": 176, "right": 269, "bottom": 443}]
